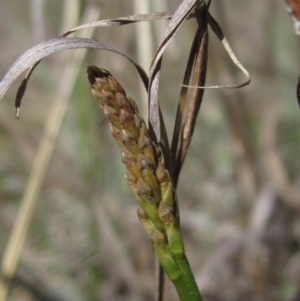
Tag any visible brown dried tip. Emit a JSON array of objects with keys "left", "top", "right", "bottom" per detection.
[
  {"left": 14, "top": 79, "right": 28, "bottom": 119},
  {"left": 86, "top": 65, "right": 112, "bottom": 85}
]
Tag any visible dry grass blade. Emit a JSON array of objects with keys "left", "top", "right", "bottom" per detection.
[
  {"left": 62, "top": 12, "right": 173, "bottom": 37},
  {"left": 0, "top": 11, "right": 180, "bottom": 116},
  {"left": 0, "top": 37, "right": 148, "bottom": 117},
  {"left": 172, "top": 2, "right": 209, "bottom": 186},
  {"left": 207, "top": 12, "right": 250, "bottom": 88},
  {"left": 170, "top": 33, "right": 196, "bottom": 177},
  {"left": 181, "top": 12, "right": 251, "bottom": 90},
  {"left": 172, "top": 1, "right": 251, "bottom": 186},
  {"left": 150, "top": 0, "right": 203, "bottom": 72},
  {"left": 148, "top": 0, "right": 203, "bottom": 154}
]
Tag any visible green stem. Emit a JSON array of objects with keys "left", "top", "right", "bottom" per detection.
[
  {"left": 156, "top": 245, "right": 203, "bottom": 301},
  {"left": 154, "top": 232, "right": 202, "bottom": 301},
  {"left": 156, "top": 190, "right": 202, "bottom": 299},
  {"left": 173, "top": 254, "right": 203, "bottom": 301}
]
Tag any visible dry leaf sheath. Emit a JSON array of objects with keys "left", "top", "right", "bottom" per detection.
[{"left": 87, "top": 65, "right": 203, "bottom": 301}]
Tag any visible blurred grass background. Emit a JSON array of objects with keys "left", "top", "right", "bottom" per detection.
[{"left": 0, "top": 0, "right": 300, "bottom": 301}]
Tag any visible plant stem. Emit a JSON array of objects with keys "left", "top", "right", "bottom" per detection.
[{"left": 173, "top": 254, "right": 203, "bottom": 301}]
